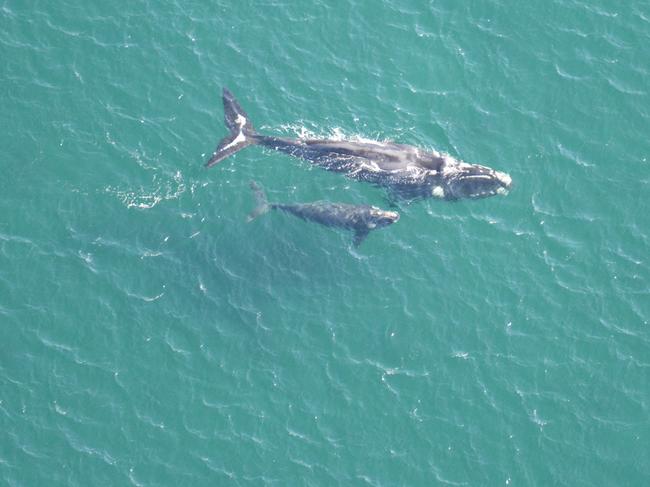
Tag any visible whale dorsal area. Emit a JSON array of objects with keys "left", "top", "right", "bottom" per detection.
[{"left": 300, "top": 139, "right": 445, "bottom": 171}]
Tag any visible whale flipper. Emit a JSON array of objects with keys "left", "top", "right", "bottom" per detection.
[
  {"left": 353, "top": 228, "right": 370, "bottom": 247},
  {"left": 205, "top": 88, "right": 257, "bottom": 168}
]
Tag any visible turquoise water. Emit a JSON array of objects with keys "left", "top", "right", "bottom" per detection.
[{"left": 2, "top": 0, "right": 649, "bottom": 485}]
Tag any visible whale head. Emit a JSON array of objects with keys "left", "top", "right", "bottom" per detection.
[
  {"left": 368, "top": 207, "right": 400, "bottom": 228},
  {"left": 443, "top": 164, "right": 512, "bottom": 200}
]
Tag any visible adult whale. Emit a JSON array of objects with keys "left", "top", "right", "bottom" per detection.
[{"left": 205, "top": 88, "right": 512, "bottom": 200}]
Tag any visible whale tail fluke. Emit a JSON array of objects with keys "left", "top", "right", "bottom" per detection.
[
  {"left": 247, "top": 181, "right": 271, "bottom": 222},
  {"left": 205, "top": 88, "right": 257, "bottom": 168}
]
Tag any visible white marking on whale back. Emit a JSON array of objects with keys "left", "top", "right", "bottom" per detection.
[
  {"left": 355, "top": 137, "right": 388, "bottom": 146},
  {"left": 277, "top": 125, "right": 395, "bottom": 146},
  {"left": 328, "top": 127, "right": 388, "bottom": 145},
  {"left": 350, "top": 160, "right": 383, "bottom": 175},
  {"left": 442, "top": 163, "right": 461, "bottom": 177},
  {"left": 432, "top": 186, "right": 445, "bottom": 198}
]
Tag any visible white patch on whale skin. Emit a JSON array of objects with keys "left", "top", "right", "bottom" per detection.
[
  {"left": 353, "top": 160, "right": 383, "bottom": 174},
  {"left": 235, "top": 114, "right": 247, "bottom": 128},
  {"left": 280, "top": 125, "right": 397, "bottom": 147},
  {"left": 356, "top": 137, "right": 388, "bottom": 146},
  {"left": 496, "top": 171, "right": 512, "bottom": 187},
  {"left": 222, "top": 131, "right": 246, "bottom": 150},
  {"left": 441, "top": 161, "right": 464, "bottom": 177},
  {"left": 432, "top": 186, "right": 445, "bottom": 198}
]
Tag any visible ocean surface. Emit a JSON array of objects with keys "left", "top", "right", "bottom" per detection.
[{"left": 1, "top": 1, "right": 649, "bottom": 485}]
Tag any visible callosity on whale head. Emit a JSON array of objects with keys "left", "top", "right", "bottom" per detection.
[
  {"left": 368, "top": 207, "right": 400, "bottom": 227},
  {"left": 442, "top": 163, "right": 512, "bottom": 200}
]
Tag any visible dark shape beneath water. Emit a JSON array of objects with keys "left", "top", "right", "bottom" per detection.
[{"left": 248, "top": 181, "right": 399, "bottom": 246}]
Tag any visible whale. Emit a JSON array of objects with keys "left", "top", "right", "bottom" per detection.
[
  {"left": 205, "top": 88, "right": 512, "bottom": 201},
  {"left": 248, "top": 181, "right": 399, "bottom": 246}
]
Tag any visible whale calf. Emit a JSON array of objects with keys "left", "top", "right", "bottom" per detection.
[
  {"left": 248, "top": 181, "right": 399, "bottom": 246},
  {"left": 206, "top": 88, "right": 512, "bottom": 201}
]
